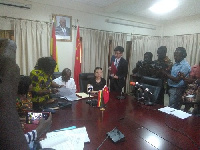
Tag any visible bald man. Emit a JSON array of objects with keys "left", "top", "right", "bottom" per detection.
[
  {"left": 52, "top": 68, "right": 76, "bottom": 90},
  {"left": 55, "top": 17, "right": 70, "bottom": 36}
]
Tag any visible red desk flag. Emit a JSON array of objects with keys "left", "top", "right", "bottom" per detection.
[
  {"left": 50, "top": 18, "right": 59, "bottom": 72},
  {"left": 103, "top": 86, "right": 109, "bottom": 104},
  {"left": 74, "top": 26, "right": 81, "bottom": 92}
]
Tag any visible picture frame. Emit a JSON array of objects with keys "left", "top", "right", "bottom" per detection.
[{"left": 52, "top": 14, "right": 72, "bottom": 42}]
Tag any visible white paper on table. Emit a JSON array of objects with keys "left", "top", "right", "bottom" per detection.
[
  {"left": 158, "top": 106, "right": 176, "bottom": 114},
  {"left": 58, "top": 87, "right": 79, "bottom": 101},
  {"left": 40, "top": 126, "right": 90, "bottom": 150},
  {"left": 158, "top": 107, "right": 192, "bottom": 119},
  {"left": 76, "top": 92, "right": 93, "bottom": 98},
  {"left": 186, "top": 94, "right": 194, "bottom": 98}
]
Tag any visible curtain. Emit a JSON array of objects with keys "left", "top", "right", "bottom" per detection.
[
  {"left": 80, "top": 29, "right": 110, "bottom": 80},
  {"left": 14, "top": 20, "right": 51, "bottom": 75}
]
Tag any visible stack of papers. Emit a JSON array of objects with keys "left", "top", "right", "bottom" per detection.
[
  {"left": 76, "top": 93, "right": 93, "bottom": 98},
  {"left": 40, "top": 126, "right": 90, "bottom": 150},
  {"left": 58, "top": 87, "right": 79, "bottom": 101},
  {"left": 158, "top": 107, "right": 192, "bottom": 119}
]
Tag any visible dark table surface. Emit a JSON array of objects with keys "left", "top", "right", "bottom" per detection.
[{"left": 25, "top": 93, "right": 200, "bottom": 150}]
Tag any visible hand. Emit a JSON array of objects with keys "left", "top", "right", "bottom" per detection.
[
  {"left": 108, "top": 66, "right": 111, "bottom": 71},
  {"left": 52, "top": 88, "right": 59, "bottom": 94},
  {"left": 36, "top": 113, "right": 52, "bottom": 139},
  {"left": 59, "top": 85, "right": 64, "bottom": 88},
  {"left": 113, "top": 75, "right": 118, "bottom": 79},
  {"left": 178, "top": 72, "right": 185, "bottom": 79}
]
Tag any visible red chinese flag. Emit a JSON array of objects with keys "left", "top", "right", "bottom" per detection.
[
  {"left": 103, "top": 86, "right": 109, "bottom": 104},
  {"left": 74, "top": 26, "right": 81, "bottom": 92}
]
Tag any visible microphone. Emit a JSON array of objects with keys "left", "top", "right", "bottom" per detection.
[
  {"left": 144, "top": 88, "right": 154, "bottom": 106},
  {"left": 144, "top": 88, "right": 153, "bottom": 95},
  {"left": 87, "top": 85, "right": 93, "bottom": 98},
  {"left": 130, "top": 82, "right": 136, "bottom": 86}
]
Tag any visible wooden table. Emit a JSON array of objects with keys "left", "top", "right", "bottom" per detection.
[{"left": 25, "top": 93, "right": 200, "bottom": 150}]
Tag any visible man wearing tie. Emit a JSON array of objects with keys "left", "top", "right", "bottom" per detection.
[
  {"left": 109, "top": 46, "right": 128, "bottom": 92},
  {"left": 55, "top": 17, "right": 70, "bottom": 36}
]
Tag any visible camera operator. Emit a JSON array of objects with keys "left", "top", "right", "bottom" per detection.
[{"left": 132, "top": 52, "right": 155, "bottom": 78}]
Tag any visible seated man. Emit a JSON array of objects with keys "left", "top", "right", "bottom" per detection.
[{"left": 52, "top": 68, "right": 76, "bottom": 90}]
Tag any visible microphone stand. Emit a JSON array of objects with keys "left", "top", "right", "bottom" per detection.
[
  {"left": 117, "top": 92, "right": 126, "bottom": 100},
  {"left": 144, "top": 89, "right": 154, "bottom": 106}
]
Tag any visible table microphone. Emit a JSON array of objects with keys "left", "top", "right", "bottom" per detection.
[
  {"left": 87, "top": 85, "right": 93, "bottom": 98},
  {"left": 144, "top": 88, "right": 154, "bottom": 106}
]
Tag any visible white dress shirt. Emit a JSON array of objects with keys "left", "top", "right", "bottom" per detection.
[{"left": 53, "top": 76, "right": 76, "bottom": 90}]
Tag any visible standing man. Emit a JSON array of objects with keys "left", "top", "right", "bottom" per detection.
[
  {"left": 162, "top": 47, "right": 191, "bottom": 109},
  {"left": 55, "top": 17, "right": 70, "bottom": 36},
  {"left": 154, "top": 46, "right": 173, "bottom": 105},
  {"left": 109, "top": 46, "right": 128, "bottom": 92}
]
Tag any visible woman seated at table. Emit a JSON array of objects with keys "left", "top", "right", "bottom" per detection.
[
  {"left": 87, "top": 67, "right": 106, "bottom": 94},
  {"left": 30, "top": 57, "right": 60, "bottom": 110}
]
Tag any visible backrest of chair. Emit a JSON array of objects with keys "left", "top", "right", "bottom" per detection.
[
  {"left": 52, "top": 72, "right": 62, "bottom": 80},
  {"left": 140, "top": 76, "right": 162, "bottom": 87},
  {"left": 140, "top": 76, "right": 163, "bottom": 103},
  {"left": 141, "top": 84, "right": 161, "bottom": 103},
  {"left": 79, "top": 73, "right": 94, "bottom": 93}
]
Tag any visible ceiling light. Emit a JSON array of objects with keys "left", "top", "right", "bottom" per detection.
[{"left": 149, "top": 0, "right": 178, "bottom": 14}]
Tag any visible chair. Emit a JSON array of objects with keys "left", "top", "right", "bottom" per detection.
[
  {"left": 140, "top": 76, "right": 163, "bottom": 104},
  {"left": 52, "top": 72, "right": 62, "bottom": 80},
  {"left": 79, "top": 73, "right": 94, "bottom": 93}
]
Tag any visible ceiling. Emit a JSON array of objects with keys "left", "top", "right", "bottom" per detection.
[{"left": 8, "top": 0, "right": 200, "bottom": 22}]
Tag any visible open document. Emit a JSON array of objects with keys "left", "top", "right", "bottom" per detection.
[
  {"left": 58, "top": 87, "right": 79, "bottom": 101},
  {"left": 40, "top": 126, "right": 90, "bottom": 150}
]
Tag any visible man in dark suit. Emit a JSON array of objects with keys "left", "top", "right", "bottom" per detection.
[
  {"left": 55, "top": 17, "right": 70, "bottom": 36},
  {"left": 109, "top": 46, "right": 128, "bottom": 92}
]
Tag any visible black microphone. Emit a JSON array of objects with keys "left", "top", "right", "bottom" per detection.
[
  {"left": 87, "top": 85, "right": 93, "bottom": 98},
  {"left": 144, "top": 88, "right": 154, "bottom": 106}
]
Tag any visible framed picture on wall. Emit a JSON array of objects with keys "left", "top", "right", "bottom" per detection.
[{"left": 52, "top": 14, "right": 72, "bottom": 42}]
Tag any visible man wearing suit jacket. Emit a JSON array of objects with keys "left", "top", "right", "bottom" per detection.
[
  {"left": 55, "top": 17, "right": 70, "bottom": 36},
  {"left": 110, "top": 46, "right": 128, "bottom": 92}
]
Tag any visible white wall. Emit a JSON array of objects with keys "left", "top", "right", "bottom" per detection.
[
  {"left": 10, "top": 1, "right": 200, "bottom": 75},
  {"left": 163, "top": 15, "right": 200, "bottom": 36}
]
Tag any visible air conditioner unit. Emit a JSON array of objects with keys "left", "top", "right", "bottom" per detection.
[
  {"left": 0, "top": 0, "right": 31, "bottom": 9},
  {"left": 105, "top": 18, "right": 156, "bottom": 30}
]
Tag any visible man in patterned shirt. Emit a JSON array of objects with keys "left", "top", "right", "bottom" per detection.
[{"left": 154, "top": 46, "right": 173, "bottom": 105}]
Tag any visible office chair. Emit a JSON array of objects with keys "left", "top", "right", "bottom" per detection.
[
  {"left": 52, "top": 72, "right": 62, "bottom": 80},
  {"left": 79, "top": 73, "right": 94, "bottom": 93},
  {"left": 140, "top": 76, "right": 162, "bottom": 104}
]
